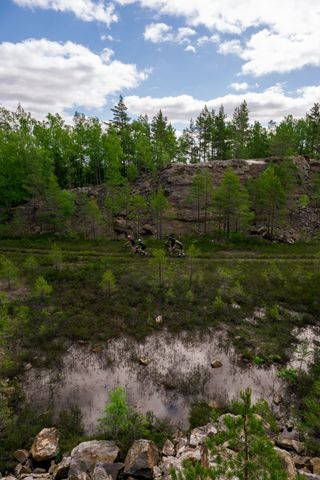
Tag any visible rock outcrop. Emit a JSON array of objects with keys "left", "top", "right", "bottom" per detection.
[
  {"left": 3, "top": 417, "right": 320, "bottom": 480},
  {"left": 10, "top": 157, "right": 320, "bottom": 241}
]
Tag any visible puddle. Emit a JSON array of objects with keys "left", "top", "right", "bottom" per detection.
[{"left": 24, "top": 330, "right": 282, "bottom": 432}]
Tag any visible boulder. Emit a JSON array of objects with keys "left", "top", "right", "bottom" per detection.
[
  {"left": 92, "top": 465, "right": 112, "bottom": 480},
  {"left": 311, "top": 459, "right": 320, "bottom": 475},
  {"left": 52, "top": 456, "right": 71, "bottom": 480},
  {"left": 275, "top": 447, "right": 296, "bottom": 480},
  {"left": 210, "top": 360, "right": 223, "bottom": 369},
  {"left": 99, "top": 464, "right": 124, "bottom": 480},
  {"left": 301, "top": 474, "right": 320, "bottom": 480},
  {"left": 292, "top": 455, "right": 309, "bottom": 468},
  {"left": 69, "top": 441, "right": 119, "bottom": 480},
  {"left": 175, "top": 438, "right": 188, "bottom": 456},
  {"left": 30, "top": 428, "right": 60, "bottom": 462},
  {"left": 162, "top": 440, "right": 175, "bottom": 457},
  {"left": 189, "top": 423, "right": 217, "bottom": 447},
  {"left": 14, "top": 450, "right": 29, "bottom": 464},
  {"left": 276, "top": 438, "right": 305, "bottom": 454},
  {"left": 124, "top": 440, "right": 159, "bottom": 479}
]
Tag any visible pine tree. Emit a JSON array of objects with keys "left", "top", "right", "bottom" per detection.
[
  {"left": 173, "top": 389, "right": 287, "bottom": 480},
  {"left": 189, "top": 168, "right": 215, "bottom": 234},
  {"left": 100, "top": 270, "right": 117, "bottom": 297},
  {"left": 232, "top": 100, "right": 250, "bottom": 159},
  {"left": 306, "top": 102, "right": 320, "bottom": 158},
  {"left": 214, "top": 105, "right": 231, "bottom": 160},
  {"left": 150, "top": 187, "right": 170, "bottom": 239},
  {"left": 214, "top": 168, "right": 253, "bottom": 238},
  {"left": 151, "top": 110, "right": 177, "bottom": 169},
  {"left": 254, "top": 166, "right": 286, "bottom": 238}
]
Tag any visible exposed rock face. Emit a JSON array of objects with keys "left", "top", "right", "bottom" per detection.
[
  {"left": 30, "top": 428, "right": 60, "bottom": 462},
  {"left": 69, "top": 441, "right": 120, "bottom": 480},
  {"left": 11, "top": 157, "right": 320, "bottom": 240},
  {"left": 124, "top": 440, "right": 159, "bottom": 479}
]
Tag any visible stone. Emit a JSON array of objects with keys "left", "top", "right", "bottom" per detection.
[
  {"left": 210, "top": 359, "right": 223, "bottom": 369},
  {"left": 14, "top": 450, "right": 29, "bottom": 464},
  {"left": 179, "top": 446, "right": 207, "bottom": 466},
  {"left": 175, "top": 437, "right": 188, "bottom": 456},
  {"left": 155, "top": 316, "right": 162, "bottom": 324},
  {"left": 311, "top": 458, "right": 320, "bottom": 475},
  {"left": 302, "top": 474, "right": 320, "bottom": 480},
  {"left": 33, "top": 470, "right": 46, "bottom": 475},
  {"left": 189, "top": 422, "right": 217, "bottom": 447},
  {"left": 30, "top": 428, "right": 60, "bottom": 462},
  {"left": 276, "top": 437, "right": 305, "bottom": 454},
  {"left": 138, "top": 356, "right": 150, "bottom": 366},
  {"left": 293, "top": 455, "right": 309, "bottom": 468},
  {"left": 273, "top": 393, "right": 283, "bottom": 405},
  {"left": 124, "top": 440, "right": 159, "bottom": 479},
  {"left": 69, "top": 441, "right": 119, "bottom": 480},
  {"left": 162, "top": 440, "right": 175, "bottom": 457},
  {"left": 275, "top": 447, "right": 296, "bottom": 480},
  {"left": 92, "top": 465, "right": 112, "bottom": 480},
  {"left": 52, "top": 456, "right": 71, "bottom": 480},
  {"left": 99, "top": 463, "right": 124, "bottom": 480}
]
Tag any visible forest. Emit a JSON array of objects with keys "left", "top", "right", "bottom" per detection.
[{"left": 0, "top": 97, "right": 320, "bottom": 215}]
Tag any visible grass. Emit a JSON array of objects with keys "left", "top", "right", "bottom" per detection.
[{"left": 0, "top": 234, "right": 320, "bottom": 468}]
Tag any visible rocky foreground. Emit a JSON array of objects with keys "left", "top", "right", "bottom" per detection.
[{"left": 3, "top": 416, "right": 320, "bottom": 480}]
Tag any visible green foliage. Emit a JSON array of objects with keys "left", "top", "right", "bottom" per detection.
[
  {"left": 213, "top": 168, "right": 253, "bottom": 238},
  {"left": 253, "top": 166, "right": 286, "bottom": 237},
  {"left": 49, "top": 243, "right": 63, "bottom": 270},
  {"left": 85, "top": 198, "right": 104, "bottom": 239},
  {"left": 100, "top": 269, "right": 117, "bottom": 297},
  {"left": 150, "top": 187, "right": 170, "bottom": 239},
  {"left": 188, "top": 401, "right": 215, "bottom": 430},
  {"left": 150, "top": 249, "right": 168, "bottom": 287},
  {"left": 188, "top": 168, "right": 215, "bottom": 234},
  {"left": 34, "top": 275, "right": 53, "bottom": 298},
  {"left": 24, "top": 255, "right": 39, "bottom": 272},
  {"left": 298, "top": 194, "right": 310, "bottom": 208},
  {"left": 277, "top": 368, "right": 298, "bottom": 383},
  {"left": 129, "top": 194, "right": 148, "bottom": 236},
  {"left": 175, "top": 389, "right": 287, "bottom": 480},
  {"left": 99, "top": 386, "right": 172, "bottom": 450},
  {"left": 0, "top": 256, "right": 19, "bottom": 288}
]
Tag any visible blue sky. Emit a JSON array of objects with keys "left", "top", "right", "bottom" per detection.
[{"left": 1, "top": 0, "right": 320, "bottom": 127}]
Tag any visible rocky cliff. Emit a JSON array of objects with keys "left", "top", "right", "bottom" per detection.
[{"left": 11, "top": 157, "right": 320, "bottom": 241}]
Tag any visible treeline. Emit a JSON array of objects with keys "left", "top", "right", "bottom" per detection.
[{"left": 1, "top": 97, "right": 320, "bottom": 211}]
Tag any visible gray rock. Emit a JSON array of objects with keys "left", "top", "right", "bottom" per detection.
[
  {"left": 69, "top": 441, "right": 119, "bottom": 480},
  {"left": 14, "top": 450, "right": 29, "bottom": 464},
  {"left": 275, "top": 447, "right": 296, "bottom": 480},
  {"left": 30, "top": 428, "right": 60, "bottom": 462},
  {"left": 301, "top": 474, "right": 320, "bottom": 480},
  {"left": 124, "top": 440, "right": 159, "bottom": 479},
  {"left": 162, "top": 440, "right": 175, "bottom": 457},
  {"left": 99, "top": 463, "right": 124, "bottom": 480},
  {"left": 189, "top": 422, "right": 217, "bottom": 447},
  {"left": 52, "top": 456, "right": 71, "bottom": 480}
]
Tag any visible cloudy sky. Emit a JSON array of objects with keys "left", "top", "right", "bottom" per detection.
[{"left": 1, "top": 0, "right": 320, "bottom": 127}]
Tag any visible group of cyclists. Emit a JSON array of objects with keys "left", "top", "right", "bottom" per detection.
[{"left": 126, "top": 234, "right": 185, "bottom": 257}]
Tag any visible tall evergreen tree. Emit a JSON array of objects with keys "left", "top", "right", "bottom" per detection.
[{"left": 232, "top": 100, "right": 250, "bottom": 159}]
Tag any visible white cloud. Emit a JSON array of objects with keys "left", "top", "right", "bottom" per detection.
[
  {"left": 185, "top": 45, "right": 196, "bottom": 53},
  {"left": 13, "top": 0, "right": 118, "bottom": 25},
  {"left": 124, "top": 85, "right": 320, "bottom": 124},
  {"left": 101, "top": 34, "right": 114, "bottom": 41},
  {"left": 0, "top": 38, "right": 148, "bottom": 118},
  {"left": 115, "top": 0, "right": 320, "bottom": 75},
  {"left": 197, "top": 34, "right": 220, "bottom": 47},
  {"left": 218, "top": 39, "right": 242, "bottom": 56},
  {"left": 144, "top": 22, "right": 196, "bottom": 44},
  {"left": 229, "top": 82, "right": 249, "bottom": 91}
]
